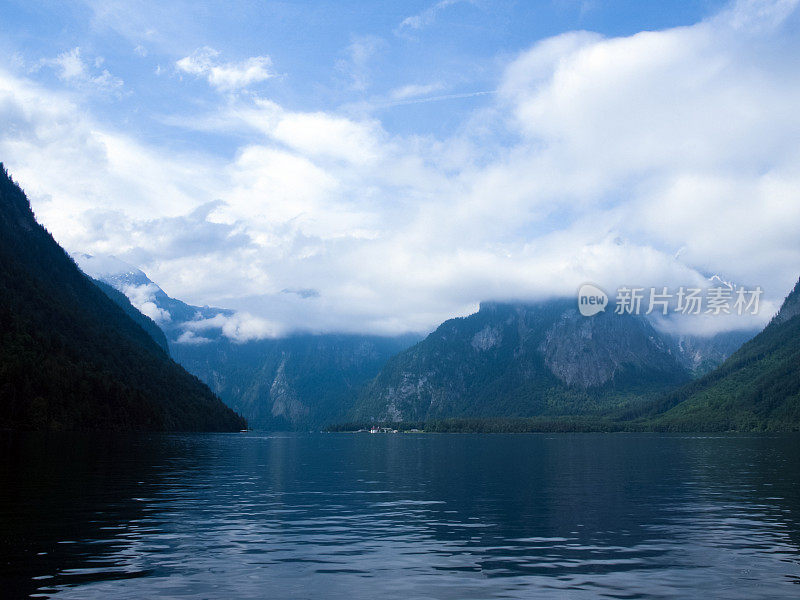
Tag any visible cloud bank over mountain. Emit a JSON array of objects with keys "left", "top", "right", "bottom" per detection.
[{"left": 1, "top": 0, "right": 798, "bottom": 336}]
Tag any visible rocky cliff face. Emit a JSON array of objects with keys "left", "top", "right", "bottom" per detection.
[
  {"left": 538, "top": 307, "right": 678, "bottom": 388},
  {"left": 670, "top": 330, "right": 757, "bottom": 377},
  {"left": 173, "top": 333, "right": 419, "bottom": 430},
  {"left": 354, "top": 299, "right": 755, "bottom": 423}
]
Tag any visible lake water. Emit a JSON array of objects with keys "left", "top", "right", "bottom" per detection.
[{"left": 1, "top": 432, "right": 799, "bottom": 599}]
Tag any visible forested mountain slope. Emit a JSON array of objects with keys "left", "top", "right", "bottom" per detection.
[
  {"left": 649, "top": 278, "right": 800, "bottom": 431},
  {"left": 0, "top": 164, "right": 245, "bottom": 431}
]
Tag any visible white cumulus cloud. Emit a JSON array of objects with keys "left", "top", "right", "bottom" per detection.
[
  {"left": 176, "top": 47, "right": 275, "bottom": 91},
  {"left": 41, "top": 47, "right": 123, "bottom": 92}
]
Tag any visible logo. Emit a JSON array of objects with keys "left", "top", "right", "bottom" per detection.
[{"left": 578, "top": 283, "right": 608, "bottom": 317}]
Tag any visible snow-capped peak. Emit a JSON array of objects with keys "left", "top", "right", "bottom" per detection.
[{"left": 71, "top": 252, "right": 142, "bottom": 279}]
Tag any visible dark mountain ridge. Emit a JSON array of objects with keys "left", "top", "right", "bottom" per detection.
[
  {"left": 0, "top": 164, "right": 245, "bottom": 431},
  {"left": 91, "top": 278, "right": 171, "bottom": 355}
]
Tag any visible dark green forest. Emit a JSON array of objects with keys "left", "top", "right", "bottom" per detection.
[
  {"left": 0, "top": 164, "right": 245, "bottom": 431},
  {"left": 643, "top": 280, "right": 800, "bottom": 432}
]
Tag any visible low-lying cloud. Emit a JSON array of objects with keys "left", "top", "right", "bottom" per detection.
[
  {"left": 180, "top": 312, "right": 283, "bottom": 343},
  {"left": 122, "top": 283, "right": 172, "bottom": 324}
]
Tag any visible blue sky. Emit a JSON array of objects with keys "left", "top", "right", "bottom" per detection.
[
  {"left": 3, "top": 0, "right": 730, "bottom": 141},
  {"left": 1, "top": 0, "right": 799, "bottom": 338}
]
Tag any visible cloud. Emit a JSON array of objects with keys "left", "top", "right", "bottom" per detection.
[
  {"left": 336, "top": 36, "right": 383, "bottom": 91},
  {"left": 1, "top": 0, "right": 799, "bottom": 338},
  {"left": 122, "top": 283, "right": 172, "bottom": 324},
  {"left": 390, "top": 82, "right": 446, "bottom": 100},
  {"left": 282, "top": 288, "right": 321, "bottom": 299},
  {"left": 382, "top": 89, "right": 496, "bottom": 108},
  {"left": 723, "top": 0, "right": 799, "bottom": 30},
  {"left": 271, "top": 112, "right": 385, "bottom": 166},
  {"left": 176, "top": 47, "right": 275, "bottom": 91},
  {"left": 175, "top": 330, "right": 213, "bottom": 344},
  {"left": 181, "top": 312, "right": 283, "bottom": 342},
  {"left": 41, "top": 48, "right": 123, "bottom": 92},
  {"left": 80, "top": 0, "right": 195, "bottom": 55},
  {"left": 397, "top": 0, "right": 475, "bottom": 32}
]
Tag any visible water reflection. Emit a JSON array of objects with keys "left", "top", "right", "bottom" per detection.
[{"left": 1, "top": 433, "right": 799, "bottom": 598}]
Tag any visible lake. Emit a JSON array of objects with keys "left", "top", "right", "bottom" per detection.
[{"left": 1, "top": 432, "right": 799, "bottom": 598}]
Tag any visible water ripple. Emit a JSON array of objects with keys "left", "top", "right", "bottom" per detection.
[{"left": 1, "top": 432, "right": 799, "bottom": 599}]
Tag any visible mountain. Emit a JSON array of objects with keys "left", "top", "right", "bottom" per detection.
[
  {"left": 352, "top": 299, "right": 755, "bottom": 423},
  {"left": 172, "top": 334, "right": 420, "bottom": 430},
  {"left": 72, "top": 253, "right": 229, "bottom": 342},
  {"left": 75, "top": 252, "right": 763, "bottom": 432},
  {"left": 670, "top": 330, "right": 756, "bottom": 378},
  {"left": 0, "top": 164, "right": 245, "bottom": 431},
  {"left": 75, "top": 254, "right": 420, "bottom": 430},
  {"left": 648, "top": 278, "right": 800, "bottom": 431},
  {"left": 91, "top": 278, "right": 170, "bottom": 354}
]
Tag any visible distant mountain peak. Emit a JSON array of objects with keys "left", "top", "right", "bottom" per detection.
[
  {"left": 708, "top": 274, "right": 736, "bottom": 289},
  {"left": 76, "top": 251, "right": 241, "bottom": 346},
  {"left": 72, "top": 252, "right": 145, "bottom": 279}
]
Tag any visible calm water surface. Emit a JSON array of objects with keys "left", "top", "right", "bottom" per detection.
[{"left": 1, "top": 432, "right": 799, "bottom": 599}]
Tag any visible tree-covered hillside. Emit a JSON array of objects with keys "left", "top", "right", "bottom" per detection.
[
  {"left": 647, "top": 278, "right": 800, "bottom": 431},
  {"left": 92, "top": 278, "right": 171, "bottom": 355},
  {"left": 0, "top": 164, "right": 245, "bottom": 431}
]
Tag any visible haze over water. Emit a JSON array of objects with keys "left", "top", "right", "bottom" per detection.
[{"left": 2, "top": 432, "right": 799, "bottom": 599}]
